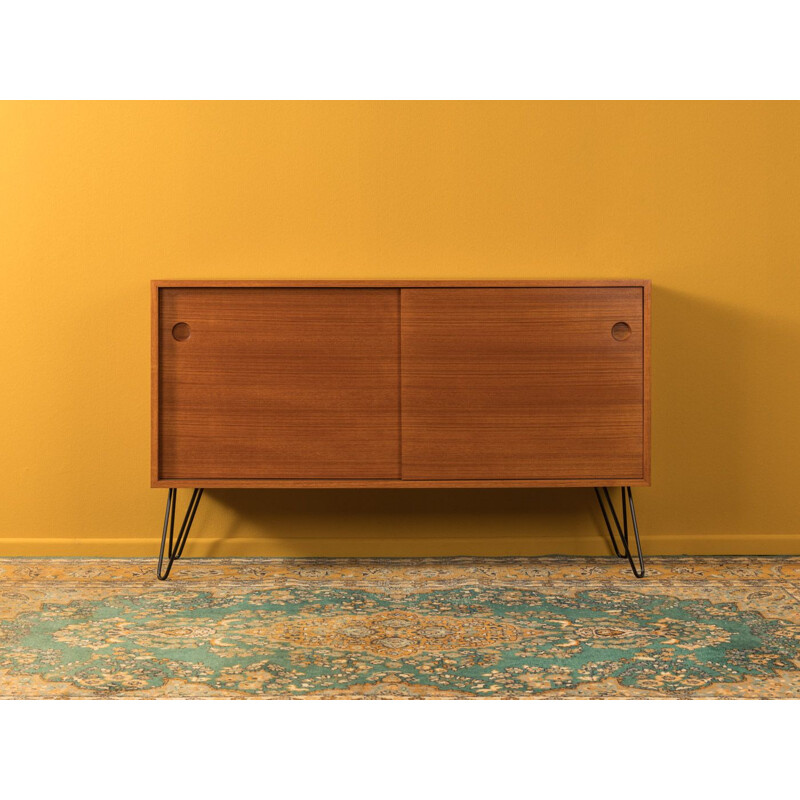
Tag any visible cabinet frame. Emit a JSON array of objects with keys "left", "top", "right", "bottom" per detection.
[{"left": 151, "top": 279, "right": 650, "bottom": 489}]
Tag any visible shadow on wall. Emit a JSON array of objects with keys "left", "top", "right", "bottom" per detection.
[
  {"left": 178, "top": 284, "right": 789, "bottom": 556},
  {"left": 653, "top": 285, "right": 752, "bottom": 538},
  {"left": 200, "top": 486, "right": 610, "bottom": 557}
]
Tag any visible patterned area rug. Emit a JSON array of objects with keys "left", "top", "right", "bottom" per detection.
[{"left": 1, "top": 557, "right": 799, "bottom": 699}]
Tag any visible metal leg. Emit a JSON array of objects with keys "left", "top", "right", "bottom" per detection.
[
  {"left": 157, "top": 488, "right": 203, "bottom": 580},
  {"left": 594, "top": 486, "right": 645, "bottom": 578}
]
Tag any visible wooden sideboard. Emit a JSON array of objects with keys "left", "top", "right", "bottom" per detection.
[{"left": 152, "top": 280, "right": 650, "bottom": 578}]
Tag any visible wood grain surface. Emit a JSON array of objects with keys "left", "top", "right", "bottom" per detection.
[
  {"left": 401, "top": 288, "right": 646, "bottom": 481},
  {"left": 153, "top": 281, "right": 650, "bottom": 487},
  {"left": 152, "top": 478, "right": 649, "bottom": 488},
  {"left": 156, "top": 288, "right": 400, "bottom": 480},
  {"left": 153, "top": 280, "right": 650, "bottom": 288}
]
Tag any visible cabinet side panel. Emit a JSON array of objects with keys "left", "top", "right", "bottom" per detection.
[
  {"left": 158, "top": 288, "right": 400, "bottom": 480},
  {"left": 401, "top": 288, "right": 645, "bottom": 481},
  {"left": 151, "top": 282, "right": 160, "bottom": 485}
]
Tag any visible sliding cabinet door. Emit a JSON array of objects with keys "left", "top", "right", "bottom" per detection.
[
  {"left": 401, "top": 288, "right": 645, "bottom": 482},
  {"left": 158, "top": 288, "right": 400, "bottom": 480}
]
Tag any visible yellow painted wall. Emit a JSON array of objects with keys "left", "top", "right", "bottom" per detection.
[{"left": 1, "top": 101, "right": 799, "bottom": 557}]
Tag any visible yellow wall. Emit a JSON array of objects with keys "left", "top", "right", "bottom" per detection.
[{"left": 2, "top": 101, "right": 799, "bottom": 557}]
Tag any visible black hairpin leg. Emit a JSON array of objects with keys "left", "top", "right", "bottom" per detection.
[
  {"left": 157, "top": 488, "right": 203, "bottom": 580},
  {"left": 594, "top": 486, "right": 645, "bottom": 578}
]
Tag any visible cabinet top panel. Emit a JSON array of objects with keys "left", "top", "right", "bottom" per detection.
[{"left": 153, "top": 279, "right": 650, "bottom": 289}]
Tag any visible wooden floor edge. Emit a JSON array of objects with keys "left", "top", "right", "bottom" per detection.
[{"left": 1, "top": 535, "right": 799, "bottom": 558}]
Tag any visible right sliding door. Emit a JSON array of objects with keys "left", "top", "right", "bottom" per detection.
[{"left": 400, "top": 288, "right": 646, "bottom": 482}]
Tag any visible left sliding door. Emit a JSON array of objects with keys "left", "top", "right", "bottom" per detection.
[{"left": 155, "top": 288, "right": 400, "bottom": 481}]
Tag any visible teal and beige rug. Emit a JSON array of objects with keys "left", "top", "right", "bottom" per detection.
[{"left": 1, "top": 557, "right": 799, "bottom": 699}]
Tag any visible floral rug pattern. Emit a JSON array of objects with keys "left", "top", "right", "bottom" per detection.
[{"left": 1, "top": 557, "right": 800, "bottom": 698}]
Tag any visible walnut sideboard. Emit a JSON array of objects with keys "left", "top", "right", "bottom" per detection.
[{"left": 152, "top": 280, "right": 651, "bottom": 579}]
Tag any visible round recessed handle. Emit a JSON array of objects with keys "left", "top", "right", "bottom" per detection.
[
  {"left": 611, "top": 322, "right": 631, "bottom": 341},
  {"left": 172, "top": 322, "right": 191, "bottom": 341}
]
